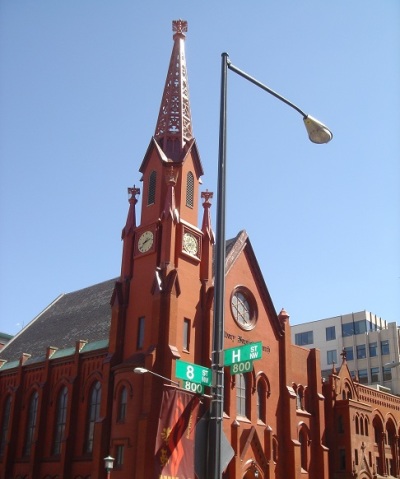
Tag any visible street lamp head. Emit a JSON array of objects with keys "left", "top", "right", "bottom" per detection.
[
  {"left": 303, "top": 115, "right": 333, "bottom": 144},
  {"left": 103, "top": 455, "right": 115, "bottom": 471},
  {"left": 134, "top": 367, "right": 148, "bottom": 374},
  {"left": 384, "top": 361, "right": 400, "bottom": 368}
]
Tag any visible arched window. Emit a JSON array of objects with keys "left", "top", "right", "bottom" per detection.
[
  {"left": 117, "top": 387, "right": 127, "bottom": 422},
  {"left": 256, "top": 380, "right": 266, "bottom": 423},
  {"left": 23, "top": 391, "right": 39, "bottom": 456},
  {"left": 85, "top": 381, "right": 101, "bottom": 454},
  {"left": 147, "top": 171, "right": 156, "bottom": 205},
  {"left": 296, "top": 386, "right": 304, "bottom": 410},
  {"left": 386, "top": 420, "right": 397, "bottom": 476},
  {"left": 52, "top": 387, "right": 68, "bottom": 455},
  {"left": 236, "top": 374, "right": 247, "bottom": 417},
  {"left": 364, "top": 417, "right": 369, "bottom": 436},
  {"left": 360, "top": 416, "right": 364, "bottom": 435},
  {"left": 355, "top": 415, "right": 360, "bottom": 434},
  {"left": 186, "top": 172, "right": 194, "bottom": 208},
  {"left": 373, "top": 416, "right": 385, "bottom": 475},
  {"left": 272, "top": 436, "right": 279, "bottom": 463},
  {"left": 299, "top": 427, "right": 308, "bottom": 471},
  {"left": 0, "top": 395, "right": 12, "bottom": 456}
]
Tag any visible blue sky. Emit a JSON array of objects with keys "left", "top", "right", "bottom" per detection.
[{"left": 1, "top": 1, "right": 399, "bottom": 335}]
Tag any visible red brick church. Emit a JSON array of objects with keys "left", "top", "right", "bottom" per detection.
[{"left": 0, "top": 20, "right": 399, "bottom": 479}]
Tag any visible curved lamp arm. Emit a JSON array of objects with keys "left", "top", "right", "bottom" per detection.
[
  {"left": 227, "top": 56, "right": 333, "bottom": 144},
  {"left": 133, "top": 367, "right": 179, "bottom": 386}
]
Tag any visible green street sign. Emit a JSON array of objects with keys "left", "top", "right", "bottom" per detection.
[
  {"left": 230, "top": 360, "right": 253, "bottom": 376},
  {"left": 224, "top": 341, "right": 262, "bottom": 366},
  {"left": 176, "top": 360, "right": 212, "bottom": 386},
  {"left": 183, "top": 380, "right": 204, "bottom": 394}
]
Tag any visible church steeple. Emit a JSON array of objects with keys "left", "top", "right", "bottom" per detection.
[{"left": 154, "top": 20, "right": 193, "bottom": 162}]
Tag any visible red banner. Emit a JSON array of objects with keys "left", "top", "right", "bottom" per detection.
[{"left": 154, "top": 388, "right": 200, "bottom": 479}]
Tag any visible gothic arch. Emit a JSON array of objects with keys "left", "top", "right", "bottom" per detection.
[
  {"left": 385, "top": 412, "right": 399, "bottom": 430},
  {"left": 341, "top": 379, "right": 354, "bottom": 399},
  {"left": 49, "top": 378, "right": 71, "bottom": 405},
  {"left": 355, "top": 413, "right": 360, "bottom": 434},
  {"left": 113, "top": 378, "right": 134, "bottom": 400},
  {"left": 292, "top": 383, "right": 305, "bottom": 411},
  {"left": 255, "top": 372, "right": 271, "bottom": 398},
  {"left": 297, "top": 422, "right": 311, "bottom": 472},
  {"left": 81, "top": 371, "right": 103, "bottom": 402},
  {"left": 21, "top": 382, "right": 41, "bottom": 409},
  {"left": 372, "top": 413, "right": 385, "bottom": 475}
]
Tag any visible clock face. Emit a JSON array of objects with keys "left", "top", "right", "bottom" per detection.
[
  {"left": 137, "top": 230, "right": 154, "bottom": 253},
  {"left": 182, "top": 232, "right": 198, "bottom": 256},
  {"left": 231, "top": 290, "right": 257, "bottom": 330}
]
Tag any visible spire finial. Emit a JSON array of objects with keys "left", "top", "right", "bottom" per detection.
[
  {"left": 154, "top": 20, "right": 193, "bottom": 161},
  {"left": 172, "top": 19, "right": 188, "bottom": 36}
]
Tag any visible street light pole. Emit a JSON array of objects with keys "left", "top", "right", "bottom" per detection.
[
  {"left": 208, "top": 52, "right": 229, "bottom": 479},
  {"left": 208, "top": 52, "right": 332, "bottom": 479}
]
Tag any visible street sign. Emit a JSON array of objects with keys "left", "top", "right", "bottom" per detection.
[
  {"left": 223, "top": 341, "right": 262, "bottom": 366},
  {"left": 230, "top": 360, "right": 253, "bottom": 375},
  {"left": 175, "top": 360, "right": 212, "bottom": 386},
  {"left": 183, "top": 380, "right": 204, "bottom": 394}
]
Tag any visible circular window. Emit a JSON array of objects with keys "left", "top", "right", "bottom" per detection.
[{"left": 230, "top": 288, "right": 257, "bottom": 330}]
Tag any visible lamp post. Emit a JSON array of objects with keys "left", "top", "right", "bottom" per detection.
[
  {"left": 103, "top": 455, "right": 114, "bottom": 479},
  {"left": 133, "top": 367, "right": 180, "bottom": 386},
  {"left": 208, "top": 52, "right": 332, "bottom": 479}
]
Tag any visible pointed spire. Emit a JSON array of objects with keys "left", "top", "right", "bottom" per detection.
[
  {"left": 121, "top": 186, "right": 140, "bottom": 279},
  {"left": 201, "top": 190, "right": 215, "bottom": 242},
  {"left": 154, "top": 20, "right": 193, "bottom": 161},
  {"left": 121, "top": 186, "right": 140, "bottom": 239}
]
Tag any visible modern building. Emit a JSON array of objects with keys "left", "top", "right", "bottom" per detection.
[
  {"left": 0, "top": 20, "right": 399, "bottom": 479},
  {"left": 291, "top": 311, "right": 400, "bottom": 395}
]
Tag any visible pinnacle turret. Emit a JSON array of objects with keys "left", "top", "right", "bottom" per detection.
[{"left": 154, "top": 20, "right": 193, "bottom": 161}]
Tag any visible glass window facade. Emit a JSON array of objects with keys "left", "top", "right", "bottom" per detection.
[
  {"left": 383, "top": 366, "right": 392, "bottom": 381},
  {"left": 295, "top": 331, "right": 314, "bottom": 346},
  {"left": 326, "top": 326, "right": 336, "bottom": 341},
  {"left": 381, "top": 340, "right": 390, "bottom": 355},
  {"left": 344, "top": 346, "right": 354, "bottom": 361},
  {"left": 369, "top": 342, "right": 377, "bottom": 357},
  {"left": 356, "top": 344, "right": 366, "bottom": 359},
  {"left": 327, "top": 350, "right": 337, "bottom": 365},
  {"left": 358, "top": 369, "right": 368, "bottom": 384},
  {"left": 370, "top": 367, "right": 379, "bottom": 383},
  {"left": 342, "top": 319, "right": 381, "bottom": 337}
]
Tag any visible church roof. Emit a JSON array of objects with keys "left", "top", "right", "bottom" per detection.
[
  {"left": 0, "top": 278, "right": 116, "bottom": 365},
  {"left": 0, "top": 233, "right": 278, "bottom": 366}
]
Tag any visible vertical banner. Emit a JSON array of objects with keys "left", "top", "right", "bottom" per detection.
[{"left": 154, "top": 388, "right": 200, "bottom": 479}]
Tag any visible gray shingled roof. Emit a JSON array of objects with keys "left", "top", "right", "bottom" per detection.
[
  {"left": 0, "top": 235, "right": 243, "bottom": 367},
  {"left": 0, "top": 278, "right": 116, "bottom": 364}
]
